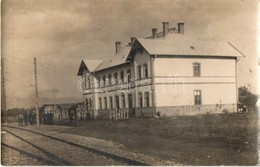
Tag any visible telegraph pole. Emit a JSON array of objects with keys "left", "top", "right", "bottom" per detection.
[
  {"left": 1, "top": 56, "right": 7, "bottom": 124},
  {"left": 34, "top": 58, "right": 40, "bottom": 127}
]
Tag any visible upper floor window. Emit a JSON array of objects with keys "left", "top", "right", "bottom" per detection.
[
  {"left": 87, "top": 77, "right": 91, "bottom": 89},
  {"left": 193, "top": 63, "right": 201, "bottom": 77},
  {"left": 102, "top": 75, "right": 106, "bottom": 87},
  {"left": 97, "top": 77, "right": 101, "bottom": 88},
  {"left": 127, "top": 69, "right": 131, "bottom": 82},
  {"left": 194, "top": 90, "right": 202, "bottom": 105},
  {"left": 137, "top": 65, "right": 142, "bottom": 79},
  {"left": 108, "top": 74, "right": 112, "bottom": 86},
  {"left": 114, "top": 72, "right": 118, "bottom": 85},
  {"left": 120, "top": 71, "right": 124, "bottom": 83},
  {"left": 143, "top": 64, "right": 148, "bottom": 78}
]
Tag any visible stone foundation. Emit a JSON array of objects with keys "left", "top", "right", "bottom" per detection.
[
  {"left": 135, "top": 107, "right": 154, "bottom": 117},
  {"left": 96, "top": 104, "right": 238, "bottom": 118},
  {"left": 156, "top": 104, "right": 237, "bottom": 117}
]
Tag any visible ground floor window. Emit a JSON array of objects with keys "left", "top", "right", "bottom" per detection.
[
  {"left": 99, "top": 98, "right": 102, "bottom": 109},
  {"left": 109, "top": 96, "right": 113, "bottom": 109},
  {"left": 194, "top": 90, "right": 202, "bottom": 105},
  {"left": 104, "top": 97, "right": 107, "bottom": 109},
  {"left": 128, "top": 94, "right": 133, "bottom": 108},
  {"left": 121, "top": 94, "right": 126, "bottom": 108},
  {"left": 138, "top": 92, "right": 143, "bottom": 107},
  {"left": 144, "top": 92, "right": 150, "bottom": 107},
  {"left": 89, "top": 98, "right": 92, "bottom": 110},
  {"left": 115, "top": 96, "right": 120, "bottom": 109}
]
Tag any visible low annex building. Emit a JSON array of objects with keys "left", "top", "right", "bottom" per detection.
[{"left": 77, "top": 22, "right": 241, "bottom": 118}]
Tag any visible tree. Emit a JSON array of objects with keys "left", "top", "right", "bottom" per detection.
[{"left": 238, "top": 86, "right": 258, "bottom": 112}]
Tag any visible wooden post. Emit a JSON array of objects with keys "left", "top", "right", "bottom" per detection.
[
  {"left": 126, "top": 108, "right": 129, "bottom": 119},
  {"left": 34, "top": 58, "right": 40, "bottom": 127}
]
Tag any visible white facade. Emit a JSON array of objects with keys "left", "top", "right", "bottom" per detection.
[{"left": 77, "top": 22, "right": 240, "bottom": 118}]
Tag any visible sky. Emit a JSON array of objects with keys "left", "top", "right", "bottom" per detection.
[{"left": 2, "top": 0, "right": 259, "bottom": 109}]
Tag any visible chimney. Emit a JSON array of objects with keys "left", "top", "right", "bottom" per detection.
[
  {"left": 130, "top": 37, "right": 136, "bottom": 45},
  {"left": 162, "top": 22, "right": 169, "bottom": 36},
  {"left": 177, "top": 22, "right": 184, "bottom": 34},
  {"left": 152, "top": 28, "right": 158, "bottom": 39},
  {"left": 115, "top": 41, "right": 121, "bottom": 54}
]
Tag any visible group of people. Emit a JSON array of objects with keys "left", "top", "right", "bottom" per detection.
[
  {"left": 41, "top": 113, "right": 54, "bottom": 125},
  {"left": 18, "top": 112, "right": 36, "bottom": 126}
]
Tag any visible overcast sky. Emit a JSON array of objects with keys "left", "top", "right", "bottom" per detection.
[{"left": 2, "top": 0, "right": 259, "bottom": 109}]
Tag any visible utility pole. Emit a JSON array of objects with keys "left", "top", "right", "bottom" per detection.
[
  {"left": 1, "top": 56, "right": 7, "bottom": 124},
  {"left": 34, "top": 58, "right": 40, "bottom": 127}
]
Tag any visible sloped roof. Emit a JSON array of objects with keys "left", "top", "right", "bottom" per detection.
[
  {"left": 95, "top": 46, "right": 131, "bottom": 72},
  {"left": 78, "top": 31, "right": 241, "bottom": 76},
  {"left": 77, "top": 59, "right": 103, "bottom": 75},
  {"left": 137, "top": 33, "right": 241, "bottom": 57},
  {"left": 58, "top": 103, "right": 76, "bottom": 110}
]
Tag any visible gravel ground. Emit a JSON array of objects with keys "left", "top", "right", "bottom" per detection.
[{"left": 1, "top": 123, "right": 181, "bottom": 166}]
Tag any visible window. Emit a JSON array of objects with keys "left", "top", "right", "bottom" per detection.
[
  {"left": 85, "top": 99, "right": 89, "bottom": 110},
  {"left": 193, "top": 63, "right": 201, "bottom": 76},
  {"left": 121, "top": 94, "right": 126, "bottom": 108},
  {"left": 127, "top": 69, "right": 131, "bottom": 82},
  {"left": 114, "top": 73, "right": 118, "bottom": 84},
  {"left": 104, "top": 97, "right": 107, "bottom": 109},
  {"left": 194, "top": 90, "right": 202, "bottom": 105},
  {"left": 144, "top": 92, "right": 150, "bottom": 107},
  {"left": 84, "top": 76, "right": 87, "bottom": 89},
  {"left": 109, "top": 96, "right": 113, "bottom": 109},
  {"left": 108, "top": 74, "right": 112, "bottom": 86},
  {"left": 138, "top": 92, "right": 143, "bottom": 107},
  {"left": 97, "top": 77, "right": 101, "bottom": 88},
  {"left": 137, "top": 65, "right": 142, "bottom": 79},
  {"left": 128, "top": 94, "right": 133, "bottom": 108},
  {"left": 99, "top": 98, "right": 102, "bottom": 109},
  {"left": 120, "top": 71, "right": 124, "bottom": 83},
  {"left": 143, "top": 64, "right": 148, "bottom": 78},
  {"left": 102, "top": 75, "right": 106, "bottom": 87},
  {"left": 87, "top": 77, "right": 91, "bottom": 89},
  {"left": 89, "top": 99, "right": 92, "bottom": 109},
  {"left": 115, "top": 96, "right": 120, "bottom": 109}
]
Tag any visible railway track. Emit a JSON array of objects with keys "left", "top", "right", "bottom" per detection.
[{"left": 2, "top": 125, "right": 149, "bottom": 166}]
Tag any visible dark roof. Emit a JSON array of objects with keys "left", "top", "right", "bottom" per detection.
[{"left": 58, "top": 103, "right": 76, "bottom": 110}]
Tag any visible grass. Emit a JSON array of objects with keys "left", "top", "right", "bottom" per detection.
[
  {"left": 79, "top": 112, "right": 258, "bottom": 139},
  {"left": 55, "top": 111, "right": 259, "bottom": 165}
]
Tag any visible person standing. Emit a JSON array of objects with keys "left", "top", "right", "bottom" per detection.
[{"left": 18, "top": 112, "right": 24, "bottom": 126}]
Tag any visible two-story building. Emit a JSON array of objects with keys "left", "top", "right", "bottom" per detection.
[{"left": 77, "top": 22, "right": 240, "bottom": 118}]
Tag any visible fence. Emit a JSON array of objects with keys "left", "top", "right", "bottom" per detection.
[{"left": 109, "top": 108, "right": 129, "bottom": 121}]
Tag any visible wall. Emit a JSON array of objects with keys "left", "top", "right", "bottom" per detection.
[
  {"left": 153, "top": 56, "right": 237, "bottom": 114},
  {"left": 154, "top": 57, "right": 236, "bottom": 77}
]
